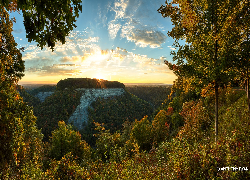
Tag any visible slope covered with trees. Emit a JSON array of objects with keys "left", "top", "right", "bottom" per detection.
[
  {"left": 81, "top": 91, "right": 154, "bottom": 146},
  {"left": 33, "top": 88, "right": 83, "bottom": 141},
  {"left": 16, "top": 85, "right": 41, "bottom": 108},
  {"left": 26, "top": 85, "right": 56, "bottom": 96},
  {"left": 125, "top": 85, "right": 172, "bottom": 110}
]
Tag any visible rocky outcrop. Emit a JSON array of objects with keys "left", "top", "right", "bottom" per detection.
[
  {"left": 68, "top": 88, "right": 125, "bottom": 130},
  {"left": 35, "top": 92, "right": 54, "bottom": 102}
]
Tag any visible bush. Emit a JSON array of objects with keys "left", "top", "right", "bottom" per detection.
[
  {"left": 152, "top": 110, "right": 171, "bottom": 145},
  {"left": 94, "top": 122, "right": 124, "bottom": 161},
  {"left": 130, "top": 116, "right": 153, "bottom": 151},
  {"left": 45, "top": 153, "right": 89, "bottom": 179},
  {"left": 155, "top": 94, "right": 250, "bottom": 179},
  {"left": 179, "top": 100, "right": 213, "bottom": 144},
  {"left": 48, "top": 121, "right": 91, "bottom": 165}
]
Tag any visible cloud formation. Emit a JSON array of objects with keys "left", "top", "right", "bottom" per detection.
[
  {"left": 26, "top": 65, "right": 80, "bottom": 77},
  {"left": 22, "top": 29, "right": 171, "bottom": 78},
  {"left": 13, "top": 29, "right": 23, "bottom": 34},
  {"left": 108, "top": 20, "right": 121, "bottom": 39},
  {"left": 17, "top": 0, "right": 176, "bottom": 84},
  {"left": 127, "top": 29, "right": 166, "bottom": 48},
  {"left": 107, "top": 0, "right": 167, "bottom": 48}
]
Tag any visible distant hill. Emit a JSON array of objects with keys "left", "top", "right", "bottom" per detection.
[
  {"left": 124, "top": 83, "right": 172, "bottom": 86},
  {"left": 57, "top": 78, "right": 125, "bottom": 90},
  {"left": 27, "top": 85, "right": 56, "bottom": 96}
]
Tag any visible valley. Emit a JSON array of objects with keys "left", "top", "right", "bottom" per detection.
[{"left": 17, "top": 78, "right": 171, "bottom": 144}]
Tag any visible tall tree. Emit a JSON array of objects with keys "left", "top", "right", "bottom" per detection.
[
  {"left": 0, "top": 0, "right": 82, "bottom": 177},
  {"left": 226, "top": 0, "right": 250, "bottom": 111},
  {"left": 0, "top": 7, "right": 44, "bottom": 178},
  {"left": 1, "top": 0, "right": 82, "bottom": 51},
  {"left": 158, "top": 0, "right": 245, "bottom": 141}
]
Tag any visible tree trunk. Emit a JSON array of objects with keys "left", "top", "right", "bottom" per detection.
[
  {"left": 215, "top": 82, "right": 219, "bottom": 142},
  {"left": 213, "top": 0, "right": 219, "bottom": 142},
  {"left": 247, "top": 75, "right": 250, "bottom": 112}
]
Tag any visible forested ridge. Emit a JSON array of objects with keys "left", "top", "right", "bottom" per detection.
[{"left": 1, "top": 0, "right": 249, "bottom": 179}]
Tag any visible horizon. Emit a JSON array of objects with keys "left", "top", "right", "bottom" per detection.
[
  {"left": 17, "top": 77, "right": 173, "bottom": 86},
  {"left": 18, "top": 82, "right": 173, "bottom": 86}
]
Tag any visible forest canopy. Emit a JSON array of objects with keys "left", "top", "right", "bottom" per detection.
[{"left": 56, "top": 78, "right": 125, "bottom": 90}]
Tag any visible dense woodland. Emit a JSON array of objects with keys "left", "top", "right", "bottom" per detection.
[
  {"left": 1, "top": 0, "right": 250, "bottom": 179},
  {"left": 57, "top": 78, "right": 125, "bottom": 90},
  {"left": 125, "top": 85, "right": 172, "bottom": 110},
  {"left": 17, "top": 84, "right": 161, "bottom": 145}
]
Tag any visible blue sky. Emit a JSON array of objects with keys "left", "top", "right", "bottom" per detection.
[{"left": 10, "top": 0, "right": 184, "bottom": 84}]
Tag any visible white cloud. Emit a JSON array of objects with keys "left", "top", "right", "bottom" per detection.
[
  {"left": 108, "top": 20, "right": 121, "bottom": 39},
  {"left": 167, "top": 46, "right": 176, "bottom": 50},
  {"left": 126, "top": 29, "right": 166, "bottom": 48},
  {"left": 106, "top": 0, "right": 129, "bottom": 39},
  {"left": 107, "top": 0, "right": 167, "bottom": 48},
  {"left": 21, "top": 23, "right": 171, "bottom": 79},
  {"left": 112, "top": 0, "right": 129, "bottom": 19},
  {"left": 23, "top": 44, "right": 173, "bottom": 79},
  {"left": 160, "top": 56, "right": 166, "bottom": 61}
]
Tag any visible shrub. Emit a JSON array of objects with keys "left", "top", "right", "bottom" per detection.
[
  {"left": 48, "top": 121, "right": 91, "bottom": 164},
  {"left": 130, "top": 116, "right": 153, "bottom": 151},
  {"left": 170, "top": 112, "right": 184, "bottom": 136},
  {"left": 94, "top": 122, "right": 123, "bottom": 161},
  {"left": 152, "top": 110, "right": 171, "bottom": 145},
  {"left": 45, "top": 152, "right": 89, "bottom": 179},
  {"left": 179, "top": 100, "right": 213, "bottom": 144}
]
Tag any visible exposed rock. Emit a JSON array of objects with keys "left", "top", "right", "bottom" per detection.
[
  {"left": 35, "top": 92, "right": 54, "bottom": 102},
  {"left": 68, "top": 88, "right": 125, "bottom": 130}
]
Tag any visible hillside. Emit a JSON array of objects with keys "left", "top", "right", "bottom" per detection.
[
  {"left": 125, "top": 85, "right": 172, "bottom": 110},
  {"left": 17, "top": 79, "right": 162, "bottom": 142}
]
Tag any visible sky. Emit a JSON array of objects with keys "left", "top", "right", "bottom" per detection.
[{"left": 10, "top": 0, "right": 185, "bottom": 85}]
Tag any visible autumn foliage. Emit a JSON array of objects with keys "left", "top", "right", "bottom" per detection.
[{"left": 1, "top": 0, "right": 250, "bottom": 179}]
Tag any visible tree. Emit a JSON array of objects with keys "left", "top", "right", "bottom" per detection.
[
  {"left": 130, "top": 116, "right": 153, "bottom": 151},
  {"left": 0, "top": 6, "right": 44, "bottom": 178},
  {"left": 158, "top": 0, "right": 247, "bottom": 141},
  {"left": 1, "top": 0, "right": 82, "bottom": 51},
  {"left": 226, "top": 0, "right": 250, "bottom": 111},
  {"left": 49, "top": 121, "right": 91, "bottom": 162},
  {"left": 151, "top": 110, "right": 170, "bottom": 145},
  {"left": 0, "top": 0, "right": 82, "bottom": 177}
]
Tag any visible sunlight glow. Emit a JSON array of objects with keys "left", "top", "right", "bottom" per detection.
[
  {"left": 85, "top": 50, "right": 109, "bottom": 65},
  {"left": 94, "top": 73, "right": 107, "bottom": 80}
]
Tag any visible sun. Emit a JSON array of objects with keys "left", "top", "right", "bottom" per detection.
[
  {"left": 85, "top": 50, "right": 109, "bottom": 65},
  {"left": 94, "top": 73, "right": 106, "bottom": 80}
]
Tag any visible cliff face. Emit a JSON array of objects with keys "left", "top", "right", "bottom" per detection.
[{"left": 68, "top": 88, "right": 125, "bottom": 130}]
